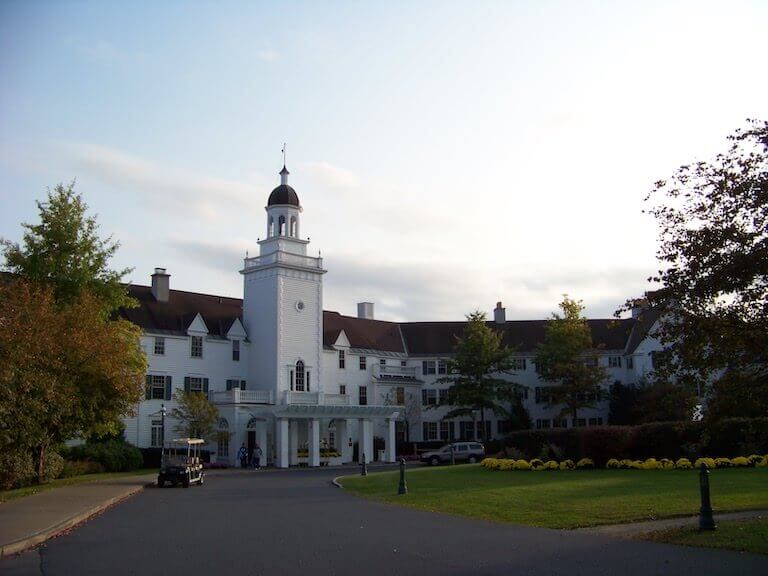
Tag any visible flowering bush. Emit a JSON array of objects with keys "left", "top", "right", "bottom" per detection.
[
  {"left": 606, "top": 459, "right": 620, "bottom": 469},
  {"left": 498, "top": 459, "right": 515, "bottom": 471},
  {"left": 576, "top": 458, "right": 594, "bottom": 469},
  {"left": 748, "top": 454, "right": 763, "bottom": 467},
  {"left": 514, "top": 459, "right": 532, "bottom": 470},
  {"left": 529, "top": 458, "right": 545, "bottom": 470},
  {"left": 714, "top": 457, "right": 732, "bottom": 468},
  {"left": 730, "top": 456, "right": 750, "bottom": 467},
  {"left": 480, "top": 458, "right": 498, "bottom": 469},
  {"left": 659, "top": 458, "right": 674, "bottom": 470},
  {"left": 675, "top": 458, "right": 693, "bottom": 469},
  {"left": 543, "top": 460, "right": 559, "bottom": 470},
  {"left": 694, "top": 457, "right": 716, "bottom": 469},
  {"left": 560, "top": 459, "right": 575, "bottom": 470},
  {"left": 758, "top": 455, "right": 768, "bottom": 467},
  {"left": 642, "top": 458, "right": 661, "bottom": 470}
]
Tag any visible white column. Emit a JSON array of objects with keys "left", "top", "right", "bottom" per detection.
[
  {"left": 257, "top": 420, "right": 268, "bottom": 466},
  {"left": 309, "top": 418, "right": 320, "bottom": 467},
  {"left": 276, "top": 418, "right": 289, "bottom": 469},
  {"left": 385, "top": 418, "right": 397, "bottom": 463},
  {"left": 289, "top": 420, "right": 299, "bottom": 466},
  {"left": 359, "top": 418, "right": 373, "bottom": 464},
  {"left": 337, "top": 419, "right": 352, "bottom": 463}
]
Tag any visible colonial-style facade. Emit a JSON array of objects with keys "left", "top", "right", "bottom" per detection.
[{"left": 120, "top": 165, "right": 663, "bottom": 467}]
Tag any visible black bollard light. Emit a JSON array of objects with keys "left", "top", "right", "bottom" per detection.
[
  {"left": 698, "top": 462, "right": 716, "bottom": 531},
  {"left": 361, "top": 453, "right": 367, "bottom": 476},
  {"left": 398, "top": 458, "right": 408, "bottom": 495},
  {"left": 450, "top": 443, "right": 455, "bottom": 466}
]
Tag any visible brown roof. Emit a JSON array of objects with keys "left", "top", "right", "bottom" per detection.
[
  {"left": 323, "top": 311, "right": 405, "bottom": 353},
  {"left": 400, "top": 319, "right": 634, "bottom": 355},
  {"left": 120, "top": 284, "right": 243, "bottom": 338},
  {"left": 119, "top": 284, "right": 642, "bottom": 353}
]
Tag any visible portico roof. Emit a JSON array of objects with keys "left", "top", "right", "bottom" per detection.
[{"left": 273, "top": 404, "right": 402, "bottom": 419}]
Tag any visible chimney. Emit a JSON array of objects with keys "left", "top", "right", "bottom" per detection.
[
  {"left": 151, "top": 268, "right": 170, "bottom": 302},
  {"left": 631, "top": 297, "right": 649, "bottom": 319},
  {"left": 493, "top": 301, "right": 506, "bottom": 324},
  {"left": 357, "top": 302, "right": 374, "bottom": 320}
]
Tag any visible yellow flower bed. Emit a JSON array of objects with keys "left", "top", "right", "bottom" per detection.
[{"left": 478, "top": 454, "right": 768, "bottom": 471}]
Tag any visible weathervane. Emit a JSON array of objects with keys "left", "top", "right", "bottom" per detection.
[{"left": 282, "top": 142, "right": 287, "bottom": 167}]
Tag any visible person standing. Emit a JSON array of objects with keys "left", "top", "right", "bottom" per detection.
[
  {"left": 253, "top": 444, "right": 263, "bottom": 469},
  {"left": 237, "top": 443, "right": 248, "bottom": 469}
]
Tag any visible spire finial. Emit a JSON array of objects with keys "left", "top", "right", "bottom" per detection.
[{"left": 279, "top": 143, "right": 289, "bottom": 184}]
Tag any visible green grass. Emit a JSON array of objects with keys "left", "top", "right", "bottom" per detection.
[
  {"left": 645, "top": 517, "right": 768, "bottom": 555},
  {"left": 341, "top": 465, "right": 768, "bottom": 529},
  {"left": 0, "top": 469, "right": 156, "bottom": 503}
]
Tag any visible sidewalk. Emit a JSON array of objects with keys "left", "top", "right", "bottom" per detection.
[
  {"left": 577, "top": 509, "right": 768, "bottom": 538},
  {"left": 0, "top": 473, "right": 155, "bottom": 559}
]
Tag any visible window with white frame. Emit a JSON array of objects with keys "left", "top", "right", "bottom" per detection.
[
  {"left": 608, "top": 356, "right": 621, "bottom": 368},
  {"left": 423, "top": 421, "right": 438, "bottom": 441},
  {"left": 217, "top": 418, "right": 229, "bottom": 458},
  {"left": 186, "top": 377, "right": 204, "bottom": 393},
  {"left": 226, "top": 379, "right": 246, "bottom": 390},
  {"left": 401, "top": 360, "right": 407, "bottom": 367},
  {"left": 151, "top": 419, "right": 163, "bottom": 447},
  {"left": 191, "top": 335, "right": 203, "bottom": 358},
  {"left": 379, "top": 358, "right": 386, "bottom": 367},
  {"left": 511, "top": 358, "right": 527, "bottom": 371},
  {"left": 338, "top": 350, "right": 345, "bottom": 369},
  {"left": 536, "top": 419, "right": 551, "bottom": 429},
  {"left": 295, "top": 360, "right": 306, "bottom": 391},
  {"left": 359, "top": 356, "right": 367, "bottom": 370},
  {"left": 421, "top": 389, "right": 437, "bottom": 406},
  {"left": 439, "top": 421, "right": 450, "bottom": 440},
  {"left": 588, "top": 417, "right": 604, "bottom": 426},
  {"left": 535, "top": 386, "right": 552, "bottom": 404},
  {"left": 232, "top": 339, "right": 240, "bottom": 361},
  {"left": 149, "top": 375, "right": 166, "bottom": 400},
  {"left": 359, "top": 386, "right": 368, "bottom": 405},
  {"left": 154, "top": 337, "right": 165, "bottom": 355},
  {"left": 437, "top": 360, "right": 447, "bottom": 374},
  {"left": 438, "top": 389, "right": 448, "bottom": 404},
  {"left": 422, "top": 360, "right": 436, "bottom": 375}
]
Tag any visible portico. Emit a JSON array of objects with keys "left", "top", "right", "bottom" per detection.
[{"left": 273, "top": 405, "right": 401, "bottom": 468}]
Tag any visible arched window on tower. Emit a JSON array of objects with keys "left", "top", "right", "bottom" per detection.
[
  {"left": 295, "top": 360, "right": 305, "bottom": 391},
  {"left": 268, "top": 217, "right": 275, "bottom": 237},
  {"left": 290, "top": 216, "right": 297, "bottom": 237},
  {"left": 278, "top": 215, "right": 286, "bottom": 236}
]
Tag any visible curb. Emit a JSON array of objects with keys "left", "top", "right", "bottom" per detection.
[{"left": 0, "top": 480, "right": 154, "bottom": 559}]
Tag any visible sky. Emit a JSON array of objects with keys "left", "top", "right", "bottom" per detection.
[{"left": 1, "top": 1, "right": 766, "bottom": 322}]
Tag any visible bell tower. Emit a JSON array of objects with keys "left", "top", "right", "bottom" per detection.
[{"left": 241, "top": 163, "right": 326, "bottom": 400}]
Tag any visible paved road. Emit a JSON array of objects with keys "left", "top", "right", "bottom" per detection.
[{"left": 3, "top": 468, "right": 766, "bottom": 575}]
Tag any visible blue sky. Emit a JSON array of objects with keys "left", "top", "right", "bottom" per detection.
[{"left": 1, "top": 1, "right": 766, "bottom": 321}]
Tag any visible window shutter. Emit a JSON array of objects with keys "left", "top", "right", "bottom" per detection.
[
  {"left": 240, "top": 380, "right": 246, "bottom": 390},
  {"left": 184, "top": 377, "right": 191, "bottom": 393},
  {"left": 307, "top": 372, "right": 310, "bottom": 391},
  {"left": 449, "top": 421, "right": 455, "bottom": 439},
  {"left": 165, "top": 376, "right": 172, "bottom": 400},
  {"left": 203, "top": 378, "right": 209, "bottom": 394},
  {"left": 145, "top": 375, "right": 152, "bottom": 400}
]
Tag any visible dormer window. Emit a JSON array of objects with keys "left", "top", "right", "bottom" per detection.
[
  {"left": 191, "top": 336, "right": 203, "bottom": 358},
  {"left": 338, "top": 350, "right": 345, "bottom": 369},
  {"left": 154, "top": 337, "right": 165, "bottom": 355}
]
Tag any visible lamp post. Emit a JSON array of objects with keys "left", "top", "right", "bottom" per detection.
[
  {"left": 398, "top": 458, "right": 408, "bottom": 495},
  {"left": 160, "top": 403, "right": 167, "bottom": 447},
  {"left": 699, "top": 463, "right": 716, "bottom": 531}
]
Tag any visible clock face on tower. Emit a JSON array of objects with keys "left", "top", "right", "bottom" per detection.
[{"left": 296, "top": 300, "right": 305, "bottom": 312}]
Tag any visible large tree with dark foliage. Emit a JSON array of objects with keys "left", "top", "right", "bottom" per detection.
[
  {"left": 635, "top": 120, "right": 767, "bottom": 415},
  {"left": 436, "top": 311, "right": 525, "bottom": 441},
  {"left": 535, "top": 296, "right": 608, "bottom": 423}
]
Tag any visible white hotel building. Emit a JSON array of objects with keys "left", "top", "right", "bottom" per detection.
[{"left": 120, "top": 165, "right": 663, "bottom": 468}]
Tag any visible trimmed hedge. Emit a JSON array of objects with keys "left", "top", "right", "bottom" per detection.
[
  {"left": 503, "top": 418, "right": 768, "bottom": 465},
  {"left": 66, "top": 439, "right": 143, "bottom": 472}
]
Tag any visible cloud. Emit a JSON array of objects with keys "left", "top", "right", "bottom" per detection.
[
  {"left": 255, "top": 48, "right": 279, "bottom": 62},
  {"left": 60, "top": 142, "right": 267, "bottom": 222}
]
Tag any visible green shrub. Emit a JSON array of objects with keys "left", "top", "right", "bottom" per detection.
[
  {"left": 44, "top": 452, "right": 64, "bottom": 481},
  {"left": 701, "top": 417, "right": 768, "bottom": 457},
  {"left": 60, "top": 460, "right": 106, "bottom": 478},
  {"left": 0, "top": 449, "right": 35, "bottom": 490},
  {"left": 67, "top": 439, "right": 143, "bottom": 472}
]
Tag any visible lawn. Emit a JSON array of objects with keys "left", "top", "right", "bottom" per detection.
[
  {"left": 0, "top": 469, "right": 156, "bottom": 503},
  {"left": 645, "top": 517, "right": 768, "bottom": 555},
  {"left": 340, "top": 465, "right": 768, "bottom": 529}
]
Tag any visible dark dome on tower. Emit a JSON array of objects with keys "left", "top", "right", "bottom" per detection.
[
  {"left": 268, "top": 165, "right": 300, "bottom": 206},
  {"left": 267, "top": 184, "right": 300, "bottom": 207}
]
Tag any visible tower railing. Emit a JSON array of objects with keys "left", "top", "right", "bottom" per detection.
[{"left": 243, "top": 251, "right": 323, "bottom": 271}]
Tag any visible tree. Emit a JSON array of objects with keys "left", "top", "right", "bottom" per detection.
[
  {"left": 170, "top": 390, "right": 219, "bottom": 442},
  {"left": 634, "top": 119, "right": 768, "bottom": 410},
  {"left": 2, "top": 182, "right": 133, "bottom": 314},
  {"left": 535, "top": 296, "right": 608, "bottom": 424},
  {"left": 436, "top": 311, "right": 522, "bottom": 441},
  {"left": 608, "top": 380, "right": 697, "bottom": 424},
  {"left": 383, "top": 388, "right": 421, "bottom": 443},
  {"left": 0, "top": 281, "right": 146, "bottom": 483}
]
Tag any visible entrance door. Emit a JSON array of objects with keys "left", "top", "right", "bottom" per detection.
[{"left": 247, "top": 430, "right": 256, "bottom": 461}]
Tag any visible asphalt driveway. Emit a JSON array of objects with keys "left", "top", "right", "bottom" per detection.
[{"left": 2, "top": 467, "right": 766, "bottom": 575}]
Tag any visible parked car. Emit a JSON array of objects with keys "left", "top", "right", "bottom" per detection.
[{"left": 420, "top": 442, "right": 485, "bottom": 466}]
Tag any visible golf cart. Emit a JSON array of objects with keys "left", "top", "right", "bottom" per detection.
[{"left": 158, "top": 438, "right": 205, "bottom": 488}]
